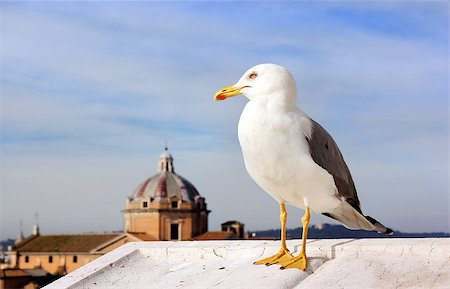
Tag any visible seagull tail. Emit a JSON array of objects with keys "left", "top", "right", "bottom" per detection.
[
  {"left": 324, "top": 201, "right": 393, "bottom": 235},
  {"left": 365, "top": 215, "right": 393, "bottom": 235}
]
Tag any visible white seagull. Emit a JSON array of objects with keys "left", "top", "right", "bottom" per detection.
[{"left": 214, "top": 64, "right": 392, "bottom": 270}]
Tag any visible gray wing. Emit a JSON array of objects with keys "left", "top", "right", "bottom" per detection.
[{"left": 306, "top": 120, "right": 362, "bottom": 213}]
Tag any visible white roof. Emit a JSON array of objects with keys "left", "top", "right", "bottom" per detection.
[{"left": 44, "top": 238, "right": 450, "bottom": 289}]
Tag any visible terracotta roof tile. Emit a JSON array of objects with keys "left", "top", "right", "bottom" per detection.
[
  {"left": 0, "top": 269, "right": 31, "bottom": 278},
  {"left": 191, "top": 231, "right": 239, "bottom": 240},
  {"left": 15, "top": 234, "right": 121, "bottom": 253}
]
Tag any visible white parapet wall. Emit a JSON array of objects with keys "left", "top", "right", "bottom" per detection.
[{"left": 44, "top": 238, "right": 449, "bottom": 289}]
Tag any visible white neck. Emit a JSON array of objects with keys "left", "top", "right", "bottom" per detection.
[{"left": 251, "top": 91, "right": 297, "bottom": 113}]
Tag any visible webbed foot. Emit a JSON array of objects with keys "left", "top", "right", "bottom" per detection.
[
  {"left": 280, "top": 252, "right": 307, "bottom": 270},
  {"left": 254, "top": 248, "right": 293, "bottom": 266}
]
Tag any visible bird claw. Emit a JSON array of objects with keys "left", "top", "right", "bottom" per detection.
[
  {"left": 279, "top": 252, "right": 307, "bottom": 270},
  {"left": 253, "top": 248, "right": 292, "bottom": 266}
]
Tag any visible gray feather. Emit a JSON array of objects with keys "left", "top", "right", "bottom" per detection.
[
  {"left": 306, "top": 119, "right": 392, "bottom": 234},
  {"left": 306, "top": 120, "right": 361, "bottom": 213}
]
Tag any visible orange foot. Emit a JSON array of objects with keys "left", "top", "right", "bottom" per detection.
[
  {"left": 280, "top": 252, "right": 307, "bottom": 270},
  {"left": 254, "top": 248, "right": 293, "bottom": 266}
]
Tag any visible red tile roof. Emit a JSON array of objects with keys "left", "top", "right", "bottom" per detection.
[
  {"left": 15, "top": 234, "right": 121, "bottom": 253},
  {"left": 191, "top": 231, "right": 239, "bottom": 240},
  {"left": 0, "top": 269, "right": 31, "bottom": 278}
]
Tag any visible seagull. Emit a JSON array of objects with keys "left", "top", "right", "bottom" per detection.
[{"left": 214, "top": 64, "right": 392, "bottom": 270}]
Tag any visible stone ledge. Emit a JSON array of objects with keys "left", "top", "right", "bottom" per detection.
[{"left": 44, "top": 238, "right": 450, "bottom": 289}]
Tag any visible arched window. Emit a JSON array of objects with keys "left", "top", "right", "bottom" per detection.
[
  {"left": 25, "top": 256, "right": 29, "bottom": 263},
  {"left": 73, "top": 256, "right": 78, "bottom": 263},
  {"left": 49, "top": 256, "right": 53, "bottom": 263}
]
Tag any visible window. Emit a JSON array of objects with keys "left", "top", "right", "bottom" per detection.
[
  {"left": 171, "top": 201, "right": 178, "bottom": 209},
  {"left": 25, "top": 256, "right": 29, "bottom": 263},
  {"left": 49, "top": 256, "right": 53, "bottom": 263},
  {"left": 170, "top": 223, "right": 179, "bottom": 240},
  {"left": 73, "top": 256, "right": 78, "bottom": 263},
  {"left": 143, "top": 201, "right": 148, "bottom": 208}
]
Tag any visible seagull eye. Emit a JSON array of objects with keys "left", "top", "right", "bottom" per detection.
[{"left": 249, "top": 72, "right": 257, "bottom": 79}]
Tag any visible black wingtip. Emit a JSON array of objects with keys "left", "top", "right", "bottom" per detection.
[
  {"left": 385, "top": 227, "right": 394, "bottom": 235},
  {"left": 366, "top": 215, "right": 393, "bottom": 235}
]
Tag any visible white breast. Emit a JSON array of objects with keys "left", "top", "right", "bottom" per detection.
[{"left": 238, "top": 101, "right": 340, "bottom": 212}]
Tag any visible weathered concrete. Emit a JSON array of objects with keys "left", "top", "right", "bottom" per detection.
[{"left": 44, "top": 238, "right": 450, "bottom": 289}]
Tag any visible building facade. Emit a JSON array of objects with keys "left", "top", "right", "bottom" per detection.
[
  {"left": 7, "top": 233, "right": 127, "bottom": 276},
  {"left": 123, "top": 148, "right": 210, "bottom": 240}
]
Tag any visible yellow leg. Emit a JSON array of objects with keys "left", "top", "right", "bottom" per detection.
[
  {"left": 254, "top": 203, "right": 293, "bottom": 266},
  {"left": 280, "top": 206, "right": 310, "bottom": 270}
]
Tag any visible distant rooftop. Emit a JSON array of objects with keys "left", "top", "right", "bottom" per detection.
[
  {"left": 15, "top": 234, "right": 121, "bottom": 253},
  {"left": 191, "top": 231, "right": 239, "bottom": 240}
]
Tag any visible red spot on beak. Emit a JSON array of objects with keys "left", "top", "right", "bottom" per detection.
[{"left": 216, "top": 94, "right": 227, "bottom": 101}]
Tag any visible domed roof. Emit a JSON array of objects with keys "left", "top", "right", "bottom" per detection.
[{"left": 130, "top": 149, "right": 201, "bottom": 204}]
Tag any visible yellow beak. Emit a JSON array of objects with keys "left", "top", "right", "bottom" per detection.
[{"left": 214, "top": 85, "right": 247, "bottom": 101}]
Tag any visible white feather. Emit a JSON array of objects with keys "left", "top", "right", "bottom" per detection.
[{"left": 236, "top": 64, "right": 341, "bottom": 213}]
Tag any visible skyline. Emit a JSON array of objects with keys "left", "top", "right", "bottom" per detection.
[{"left": 1, "top": 1, "right": 448, "bottom": 239}]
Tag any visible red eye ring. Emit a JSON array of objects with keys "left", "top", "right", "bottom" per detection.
[{"left": 249, "top": 72, "right": 257, "bottom": 79}]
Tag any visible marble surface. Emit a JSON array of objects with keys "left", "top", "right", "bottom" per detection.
[{"left": 44, "top": 238, "right": 450, "bottom": 289}]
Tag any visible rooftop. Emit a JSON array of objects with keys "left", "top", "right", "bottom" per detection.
[
  {"left": 191, "top": 231, "right": 239, "bottom": 240},
  {"left": 0, "top": 268, "right": 30, "bottom": 278},
  {"left": 129, "top": 148, "right": 202, "bottom": 205},
  {"left": 44, "top": 238, "right": 449, "bottom": 289},
  {"left": 15, "top": 234, "right": 121, "bottom": 253}
]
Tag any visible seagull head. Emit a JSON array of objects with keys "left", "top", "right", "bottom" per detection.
[{"left": 214, "top": 63, "right": 297, "bottom": 104}]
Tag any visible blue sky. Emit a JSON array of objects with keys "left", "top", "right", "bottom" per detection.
[{"left": 0, "top": 1, "right": 448, "bottom": 239}]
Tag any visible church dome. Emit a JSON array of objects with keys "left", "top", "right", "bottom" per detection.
[{"left": 130, "top": 148, "right": 201, "bottom": 204}]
